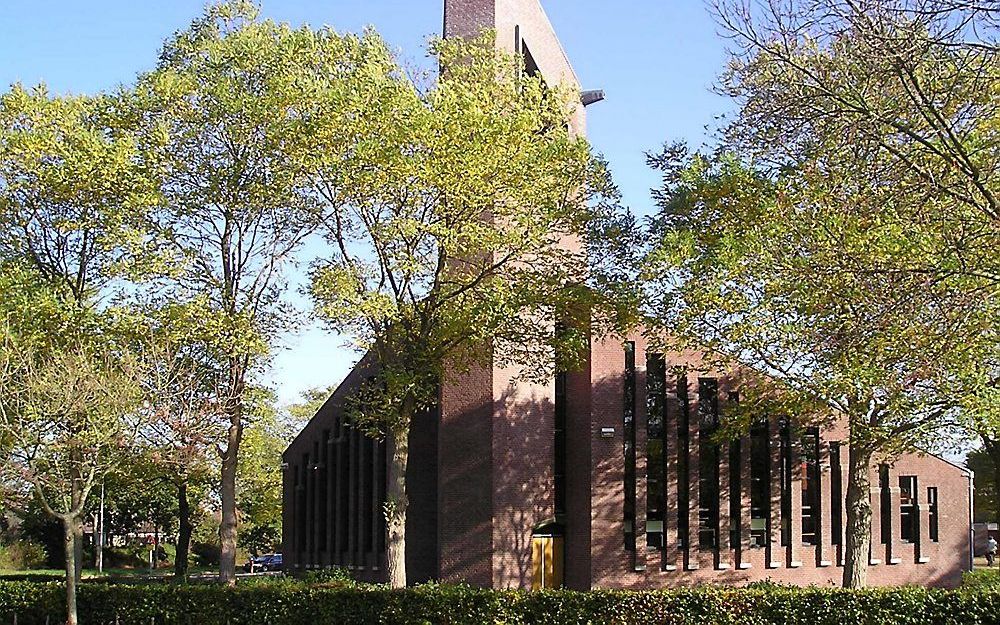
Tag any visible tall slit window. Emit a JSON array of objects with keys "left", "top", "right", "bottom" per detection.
[
  {"left": 338, "top": 421, "right": 350, "bottom": 555},
  {"left": 749, "top": 419, "right": 769, "bottom": 547},
  {"left": 927, "top": 487, "right": 939, "bottom": 542},
  {"left": 899, "top": 476, "right": 918, "bottom": 543},
  {"left": 362, "top": 438, "right": 374, "bottom": 553},
  {"left": 779, "top": 418, "right": 791, "bottom": 546},
  {"left": 831, "top": 442, "right": 843, "bottom": 545},
  {"left": 554, "top": 371, "right": 567, "bottom": 517},
  {"left": 624, "top": 342, "right": 637, "bottom": 551},
  {"left": 728, "top": 393, "right": 741, "bottom": 549},
  {"left": 319, "top": 430, "right": 330, "bottom": 552},
  {"left": 299, "top": 454, "right": 309, "bottom": 551},
  {"left": 698, "top": 378, "right": 720, "bottom": 549},
  {"left": 677, "top": 375, "right": 690, "bottom": 547},
  {"left": 295, "top": 464, "right": 305, "bottom": 552},
  {"left": 880, "top": 464, "right": 891, "bottom": 545},
  {"left": 801, "top": 427, "right": 820, "bottom": 545},
  {"left": 646, "top": 354, "right": 666, "bottom": 549}
]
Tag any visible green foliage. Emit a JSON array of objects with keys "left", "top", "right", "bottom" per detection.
[
  {"left": 306, "top": 30, "right": 636, "bottom": 433},
  {"left": 287, "top": 386, "right": 336, "bottom": 424},
  {"left": 0, "top": 582, "right": 1000, "bottom": 624},
  {"left": 0, "top": 85, "right": 160, "bottom": 298},
  {"left": 299, "top": 567, "right": 356, "bottom": 587},
  {"left": 236, "top": 389, "right": 294, "bottom": 555},
  {"left": 643, "top": 147, "right": 989, "bottom": 458},
  {"left": 967, "top": 448, "right": 997, "bottom": 523},
  {"left": 963, "top": 568, "right": 1000, "bottom": 589},
  {"left": 190, "top": 542, "right": 221, "bottom": 568},
  {"left": 0, "top": 541, "right": 47, "bottom": 570}
]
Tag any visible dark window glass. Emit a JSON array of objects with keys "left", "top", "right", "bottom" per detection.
[
  {"left": 624, "top": 342, "right": 636, "bottom": 551},
  {"left": 779, "top": 418, "right": 791, "bottom": 546},
  {"left": 831, "top": 442, "right": 843, "bottom": 545},
  {"left": 338, "top": 425, "right": 350, "bottom": 555},
  {"left": 554, "top": 371, "right": 567, "bottom": 516},
  {"left": 801, "top": 428, "right": 820, "bottom": 545},
  {"left": 698, "top": 378, "right": 720, "bottom": 549},
  {"left": 677, "top": 375, "right": 690, "bottom": 547},
  {"left": 899, "top": 476, "right": 918, "bottom": 543},
  {"left": 749, "top": 419, "right": 769, "bottom": 547},
  {"left": 299, "top": 454, "right": 309, "bottom": 552},
  {"left": 880, "top": 464, "right": 891, "bottom": 544},
  {"left": 522, "top": 42, "right": 541, "bottom": 78},
  {"left": 646, "top": 354, "right": 666, "bottom": 549},
  {"left": 319, "top": 430, "right": 330, "bottom": 552},
  {"left": 362, "top": 438, "right": 374, "bottom": 553},
  {"left": 728, "top": 396, "right": 741, "bottom": 548},
  {"left": 928, "top": 487, "right": 939, "bottom": 542}
]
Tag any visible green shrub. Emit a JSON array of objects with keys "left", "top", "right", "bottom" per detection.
[
  {"left": 0, "top": 581, "right": 999, "bottom": 625},
  {"left": 963, "top": 568, "right": 1000, "bottom": 588},
  {"left": 300, "top": 567, "right": 358, "bottom": 587},
  {"left": 0, "top": 540, "right": 48, "bottom": 570},
  {"left": 190, "top": 541, "right": 220, "bottom": 567},
  {"left": 102, "top": 546, "right": 148, "bottom": 569}
]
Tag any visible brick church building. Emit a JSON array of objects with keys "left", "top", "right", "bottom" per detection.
[{"left": 282, "top": 0, "right": 973, "bottom": 589}]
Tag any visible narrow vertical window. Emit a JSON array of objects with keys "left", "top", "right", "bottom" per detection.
[
  {"left": 899, "top": 476, "right": 917, "bottom": 543},
  {"left": 801, "top": 427, "right": 820, "bottom": 545},
  {"left": 646, "top": 353, "right": 666, "bottom": 549},
  {"left": 779, "top": 418, "right": 791, "bottom": 546},
  {"left": 624, "top": 342, "right": 637, "bottom": 551},
  {"left": 698, "top": 378, "right": 720, "bottom": 548},
  {"left": 338, "top": 422, "right": 350, "bottom": 556},
  {"left": 294, "top": 464, "right": 304, "bottom": 553},
  {"left": 831, "top": 442, "right": 843, "bottom": 545},
  {"left": 299, "top": 454, "right": 309, "bottom": 552},
  {"left": 554, "top": 371, "right": 567, "bottom": 516},
  {"left": 880, "top": 464, "right": 891, "bottom": 544},
  {"left": 677, "top": 375, "right": 690, "bottom": 547},
  {"left": 319, "top": 430, "right": 330, "bottom": 552},
  {"left": 728, "top": 393, "right": 741, "bottom": 549},
  {"left": 927, "top": 487, "right": 939, "bottom": 542},
  {"left": 749, "top": 419, "right": 769, "bottom": 547}
]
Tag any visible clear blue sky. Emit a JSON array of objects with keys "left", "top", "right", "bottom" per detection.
[{"left": 0, "top": 0, "right": 731, "bottom": 406}]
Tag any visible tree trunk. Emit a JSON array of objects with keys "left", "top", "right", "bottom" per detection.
[
  {"left": 842, "top": 444, "right": 874, "bottom": 588},
  {"left": 386, "top": 422, "right": 411, "bottom": 589},
  {"left": 219, "top": 368, "right": 245, "bottom": 585},
  {"left": 95, "top": 483, "right": 104, "bottom": 574},
  {"left": 62, "top": 517, "right": 79, "bottom": 625},
  {"left": 176, "top": 480, "right": 192, "bottom": 581}
]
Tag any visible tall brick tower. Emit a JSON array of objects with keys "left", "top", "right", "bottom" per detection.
[{"left": 436, "top": 0, "right": 593, "bottom": 589}]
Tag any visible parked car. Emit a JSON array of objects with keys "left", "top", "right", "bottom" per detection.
[
  {"left": 243, "top": 554, "right": 273, "bottom": 572},
  {"left": 263, "top": 553, "right": 282, "bottom": 571}
]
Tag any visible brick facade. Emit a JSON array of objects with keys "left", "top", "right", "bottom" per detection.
[{"left": 282, "top": 0, "right": 972, "bottom": 590}]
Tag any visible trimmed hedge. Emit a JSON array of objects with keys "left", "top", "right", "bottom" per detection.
[{"left": 1, "top": 582, "right": 1000, "bottom": 625}]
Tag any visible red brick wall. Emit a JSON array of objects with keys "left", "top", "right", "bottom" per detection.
[
  {"left": 585, "top": 332, "right": 972, "bottom": 589},
  {"left": 438, "top": 362, "right": 496, "bottom": 586}
]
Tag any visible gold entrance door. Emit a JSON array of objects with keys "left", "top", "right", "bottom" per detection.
[{"left": 531, "top": 534, "right": 564, "bottom": 590}]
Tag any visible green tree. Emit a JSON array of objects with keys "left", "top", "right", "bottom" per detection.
[
  {"left": 643, "top": 145, "right": 994, "bottom": 589},
  {"left": 287, "top": 386, "right": 336, "bottom": 423},
  {"left": 0, "top": 80, "right": 157, "bottom": 623},
  {"left": 0, "top": 282, "right": 143, "bottom": 625},
  {"left": 967, "top": 448, "right": 997, "bottom": 524},
  {"left": 307, "top": 33, "right": 635, "bottom": 587},
  {"left": 132, "top": 302, "right": 225, "bottom": 580},
  {"left": 133, "top": 2, "right": 394, "bottom": 583},
  {"left": 657, "top": 0, "right": 1000, "bottom": 588},
  {"left": 236, "top": 388, "right": 294, "bottom": 557}
]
